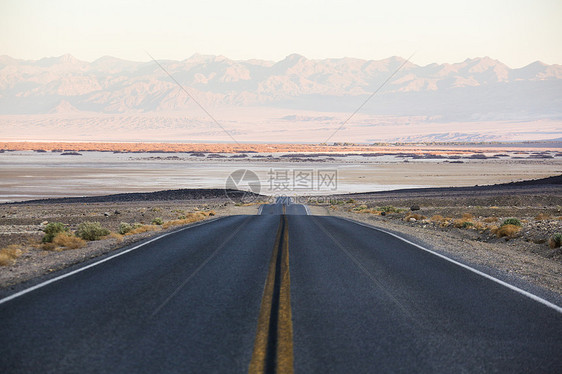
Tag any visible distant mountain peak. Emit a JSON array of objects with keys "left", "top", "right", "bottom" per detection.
[
  {"left": 0, "top": 55, "right": 18, "bottom": 66},
  {"left": 527, "top": 60, "right": 548, "bottom": 67},
  {"left": 49, "top": 100, "right": 80, "bottom": 114},
  {"left": 284, "top": 53, "right": 307, "bottom": 63},
  {"left": 186, "top": 53, "right": 219, "bottom": 63},
  {"left": 464, "top": 56, "right": 503, "bottom": 66},
  {"left": 385, "top": 55, "right": 407, "bottom": 62},
  {"left": 59, "top": 54, "right": 79, "bottom": 63},
  {"left": 36, "top": 54, "right": 82, "bottom": 67}
]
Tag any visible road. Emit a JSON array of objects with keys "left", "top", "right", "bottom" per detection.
[{"left": 1, "top": 198, "right": 561, "bottom": 373}]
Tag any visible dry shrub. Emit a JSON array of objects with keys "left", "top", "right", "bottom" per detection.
[
  {"left": 495, "top": 224, "right": 521, "bottom": 238},
  {"left": 482, "top": 217, "right": 498, "bottom": 223},
  {"left": 52, "top": 233, "right": 86, "bottom": 250},
  {"left": 126, "top": 225, "right": 161, "bottom": 235},
  {"left": 119, "top": 222, "right": 132, "bottom": 235},
  {"left": 474, "top": 222, "right": 486, "bottom": 231},
  {"left": 462, "top": 213, "right": 473, "bottom": 220},
  {"left": 502, "top": 218, "right": 522, "bottom": 227},
  {"left": 161, "top": 220, "right": 183, "bottom": 229},
  {"left": 42, "top": 242, "right": 57, "bottom": 251},
  {"left": 151, "top": 217, "right": 164, "bottom": 225},
  {"left": 76, "top": 221, "right": 110, "bottom": 241},
  {"left": 355, "top": 208, "right": 380, "bottom": 214},
  {"left": 548, "top": 233, "right": 562, "bottom": 249},
  {"left": 42, "top": 222, "right": 69, "bottom": 243},
  {"left": 404, "top": 213, "right": 426, "bottom": 222},
  {"left": 108, "top": 232, "right": 123, "bottom": 242},
  {"left": 453, "top": 218, "right": 473, "bottom": 228},
  {"left": 161, "top": 212, "right": 209, "bottom": 229},
  {"left": 430, "top": 215, "right": 444, "bottom": 222},
  {"left": 379, "top": 206, "right": 401, "bottom": 213},
  {"left": 535, "top": 213, "right": 551, "bottom": 221},
  {"left": 0, "top": 244, "right": 23, "bottom": 266}
]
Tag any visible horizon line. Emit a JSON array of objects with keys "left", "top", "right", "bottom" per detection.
[{"left": 1, "top": 53, "right": 558, "bottom": 69}]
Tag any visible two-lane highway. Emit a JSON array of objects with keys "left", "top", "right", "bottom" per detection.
[{"left": 1, "top": 198, "right": 561, "bottom": 373}]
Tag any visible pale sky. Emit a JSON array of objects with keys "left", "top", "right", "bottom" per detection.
[{"left": 1, "top": 0, "right": 561, "bottom": 67}]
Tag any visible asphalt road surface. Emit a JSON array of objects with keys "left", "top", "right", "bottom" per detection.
[{"left": 1, "top": 198, "right": 561, "bottom": 373}]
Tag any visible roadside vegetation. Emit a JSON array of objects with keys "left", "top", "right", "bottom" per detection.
[
  {"left": 51, "top": 233, "right": 86, "bottom": 249},
  {"left": 9, "top": 209, "right": 219, "bottom": 256},
  {"left": 549, "top": 233, "right": 562, "bottom": 249},
  {"left": 0, "top": 245, "right": 24, "bottom": 266},
  {"left": 118, "top": 222, "right": 134, "bottom": 235},
  {"left": 76, "top": 222, "right": 111, "bottom": 241},
  {"left": 42, "top": 222, "right": 69, "bottom": 243},
  {"left": 151, "top": 217, "right": 164, "bottom": 225},
  {"left": 318, "top": 199, "right": 562, "bottom": 254}
]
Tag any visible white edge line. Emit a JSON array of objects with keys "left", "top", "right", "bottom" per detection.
[
  {"left": 304, "top": 205, "right": 311, "bottom": 215},
  {"left": 0, "top": 217, "right": 223, "bottom": 306},
  {"left": 257, "top": 204, "right": 264, "bottom": 215},
  {"left": 338, "top": 217, "right": 562, "bottom": 314}
]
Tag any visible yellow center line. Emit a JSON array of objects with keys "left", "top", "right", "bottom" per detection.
[{"left": 249, "top": 214, "right": 294, "bottom": 374}]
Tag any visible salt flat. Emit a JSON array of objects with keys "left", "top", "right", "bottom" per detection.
[{"left": 1, "top": 150, "right": 560, "bottom": 203}]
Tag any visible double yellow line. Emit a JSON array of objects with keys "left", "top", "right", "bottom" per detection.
[{"left": 249, "top": 214, "right": 294, "bottom": 374}]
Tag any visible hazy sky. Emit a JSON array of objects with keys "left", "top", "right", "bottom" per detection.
[{"left": 1, "top": 0, "right": 561, "bottom": 67}]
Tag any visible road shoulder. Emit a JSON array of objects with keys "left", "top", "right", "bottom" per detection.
[{"left": 319, "top": 206, "right": 562, "bottom": 305}]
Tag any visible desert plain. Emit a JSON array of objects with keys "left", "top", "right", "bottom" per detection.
[{"left": 0, "top": 141, "right": 561, "bottom": 306}]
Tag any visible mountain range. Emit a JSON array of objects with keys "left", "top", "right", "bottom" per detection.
[{"left": 0, "top": 54, "right": 561, "bottom": 142}]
